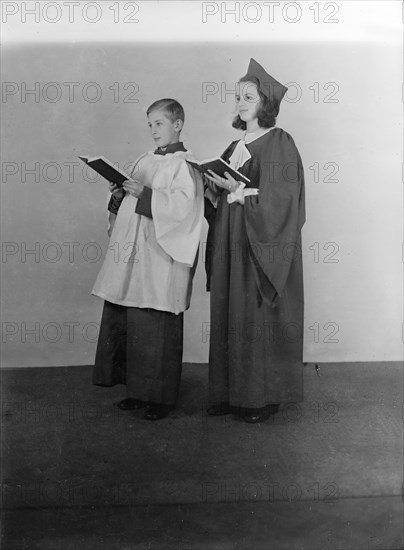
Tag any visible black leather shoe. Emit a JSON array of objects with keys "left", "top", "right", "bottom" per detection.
[
  {"left": 144, "top": 403, "right": 174, "bottom": 420},
  {"left": 243, "top": 404, "right": 280, "bottom": 423},
  {"left": 207, "top": 402, "right": 232, "bottom": 416},
  {"left": 116, "top": 398, "right": 147, "bottom": 411}
]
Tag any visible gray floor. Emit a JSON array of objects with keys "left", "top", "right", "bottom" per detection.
[{"left": 1, "top": 362, "right": 403, "bottom": 549}]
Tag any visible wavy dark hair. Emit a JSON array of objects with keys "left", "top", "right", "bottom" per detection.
[{"left": 232, "top": 76, "right": 276, "bottom": 130}]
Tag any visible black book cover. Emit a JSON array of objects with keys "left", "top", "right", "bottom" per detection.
[
  {"left": 186, "top": 157, "right": 250, "bottom": 185},
  {"left": 79, "top": 156, "right": 130, "bottom": 187}
]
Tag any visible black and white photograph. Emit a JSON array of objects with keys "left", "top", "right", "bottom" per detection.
[{"left": 1, "top": 1, "right": 403, "bottom": 548}]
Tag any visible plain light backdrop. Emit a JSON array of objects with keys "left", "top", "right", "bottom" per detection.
[{"left": 1, "top": 35, "right": 402, "bottom": 366}]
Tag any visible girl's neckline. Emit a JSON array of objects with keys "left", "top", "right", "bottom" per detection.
[{"left": 243, "top": 127, "right": 275, "bottom": 144}]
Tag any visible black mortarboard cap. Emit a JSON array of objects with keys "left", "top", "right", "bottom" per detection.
[{"left": 242, "top": 58, "right": 288, "bottom": 116}]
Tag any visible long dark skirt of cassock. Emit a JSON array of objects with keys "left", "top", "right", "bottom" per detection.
[{"left": 93, "top": 301, "right": 183, "bottom": 405}]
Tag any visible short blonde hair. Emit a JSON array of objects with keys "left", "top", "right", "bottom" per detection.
[{"left": 146, "top": 98, "right": 185, "bottom": 123}]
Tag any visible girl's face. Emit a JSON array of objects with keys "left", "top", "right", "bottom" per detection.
[{"left": 235, "top": 81, "right": 261, "bottom": 123}]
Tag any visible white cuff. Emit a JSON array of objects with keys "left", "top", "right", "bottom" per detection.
[{"left": 227, "top": 183, "right": 258, "bottom": 205}]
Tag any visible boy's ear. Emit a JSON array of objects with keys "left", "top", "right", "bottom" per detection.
[{"left": 174, "top": 119, "right": 184, "bottom": 132}]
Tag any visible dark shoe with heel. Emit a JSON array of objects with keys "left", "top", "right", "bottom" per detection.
[
  {"left": 116, "top": 398, "right": 147, "bottom": 411},
  {"left": 243, "top": 404, "right": 280, "bottom": 423},
  {"left": 144, "top": 403, "right": 174, "bottom": 421}
]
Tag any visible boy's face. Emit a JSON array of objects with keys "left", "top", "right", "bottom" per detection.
[{"left": 147, "top": 109, "right": 182, "bottom": 148}]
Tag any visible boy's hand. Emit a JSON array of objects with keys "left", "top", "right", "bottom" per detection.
[
  {"left": 206, "top": 170, "right": 240, "bottom": 193},
  {"left": 109, "top": 182, "right": 125, "bottom": 199},
  {"left": 108, "top": 212, "right": 116, "bottom": 237},
  {"left": 123, "top": 178, "right": 144, "bottom": 198}
]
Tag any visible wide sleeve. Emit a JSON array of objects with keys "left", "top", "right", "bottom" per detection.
[
  {"left": 244, "top": 129, "right": 305, "bottom": 303},
  {"left": 135, "top": 186, "right": 153, "bottom": 218},
  {"left": 151, "top": 157, "right": 204, "bottom": 267},
  {"left": 107, "top": 192, "right": 125, "bottom": 215}
]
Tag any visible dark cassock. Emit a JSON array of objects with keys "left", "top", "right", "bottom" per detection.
[{"left": 205, "top": 105, "right": 305, "bottom": 409}]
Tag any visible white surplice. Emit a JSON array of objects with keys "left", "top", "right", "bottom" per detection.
[{"left": 92, "top": 150, "right": 204, "bottom": 314}]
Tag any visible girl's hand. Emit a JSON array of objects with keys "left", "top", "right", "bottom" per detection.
[
  {"left": 109, "top": 182, "right": 125, "bottom": 199},
  {"left": 123, "top": 178, "right": 144, "bottom": 198},
  {"left": 203, "top": 173, "right": 219, "bottom": 194},
  {"left": 205, "top": 170, "right": 241, "bottom": 193}
]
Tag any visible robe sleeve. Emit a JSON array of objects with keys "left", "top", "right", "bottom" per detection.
[
  {"left": 135, "top": 186, "right": 153, "bottom": 218},
  {"left": 107, "top": 192, "right": 125, "bottom": 215},
  {"left": 244, "top": 129, "right": 305, "bottom": 303},
  {"left": 151, "top": 157, "right": 204, "bottom": 267},
  {"left": 108, "top": 151, "right": 151, "bottom": 215}
]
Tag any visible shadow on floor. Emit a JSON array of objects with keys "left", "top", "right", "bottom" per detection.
[{"left": 1, "top": 362, "right": 403, "bottom": 549}]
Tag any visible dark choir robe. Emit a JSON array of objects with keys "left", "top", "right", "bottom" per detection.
[
  {"left": 93, "top": 142, "right": 194, "bottom": 406},
  {"left": 206, "top": 128, "right": 305, "bottom": 408}
]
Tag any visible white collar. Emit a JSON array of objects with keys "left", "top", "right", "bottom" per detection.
[{"left": 243, "top": 127, "right": 273, "bottom": 144}]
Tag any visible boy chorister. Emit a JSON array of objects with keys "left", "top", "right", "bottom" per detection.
[{"left": 92, "top": 98, "right": 204, "bottom": 420}]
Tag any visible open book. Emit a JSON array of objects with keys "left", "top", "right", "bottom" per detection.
[
  {"left": 79, "top": 156, "right": 131, "bottom": 188},
  {"left": 186, "top": 157, "right": 250, "bottom": 185}
]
